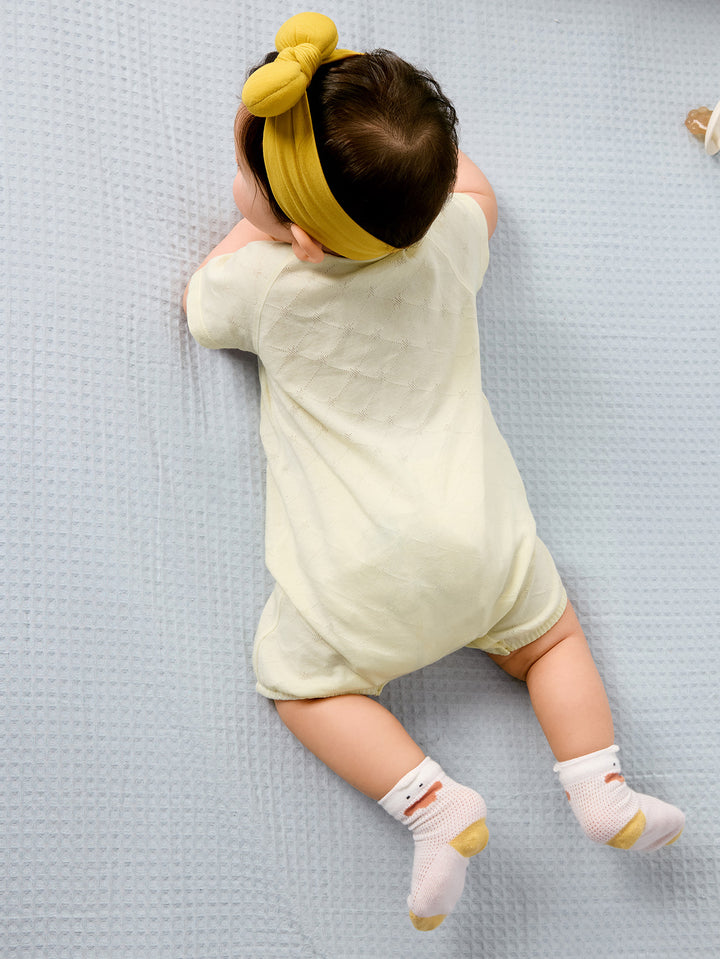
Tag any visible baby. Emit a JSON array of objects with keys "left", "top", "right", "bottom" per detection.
[{"left": 183, "top": 12, "right": 685, "bottom": 931}]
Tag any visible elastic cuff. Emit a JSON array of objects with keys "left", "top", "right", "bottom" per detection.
[
  {"left": 553, "top": 744, "right": 620, "bottom": 787},
  {"left": 378, "top": 757, "right": 443, "bottom": 820}
]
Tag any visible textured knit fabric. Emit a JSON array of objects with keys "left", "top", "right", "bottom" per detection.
[
  {"left": 5, "top": 0, "right": 716, "bottom": 955},
  {"left": 555, "top": 746, "right": 686, "bottom": 851},
  {"left": 379, "top": 757, "right": 488, "bottom": 928},
  {"left": 187, "top": 194, "right": 567, "bottom": 699}
]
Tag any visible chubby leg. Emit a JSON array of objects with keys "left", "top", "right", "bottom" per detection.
[
  {"left": 488, "top": 602, "right": 684, "bottom": 850},
  {"left": 487, "top": 602, "right": 614, "bottom": 761},
  {"left": 275, "top": 694, "right": 425, "bottom": 800},
  {"left": 275, "top": 694, "right": 488, "bottom": 929}
]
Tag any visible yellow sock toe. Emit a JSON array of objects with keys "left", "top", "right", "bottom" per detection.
[{"left": 409, "top": 911, "right": 446, "bottom": 931}]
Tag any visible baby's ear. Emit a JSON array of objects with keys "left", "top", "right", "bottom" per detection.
[{"left": 290, "top": 224, "right": 325, "bottom": 263}]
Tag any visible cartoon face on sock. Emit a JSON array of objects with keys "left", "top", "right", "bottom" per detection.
[{"left": 404, "top": 780, "right": 443, "bottom": 817}]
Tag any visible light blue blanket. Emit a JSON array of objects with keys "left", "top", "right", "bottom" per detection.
[{"left": 3, "top": 0, "right": 718, "bottom": 955}]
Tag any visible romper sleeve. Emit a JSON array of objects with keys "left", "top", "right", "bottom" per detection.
[
  {"left": 434, "top": 193, "right": 490, "bottom": 294},
  {"left": 185, "top": 239, "right": 290, "bottom": 354}
]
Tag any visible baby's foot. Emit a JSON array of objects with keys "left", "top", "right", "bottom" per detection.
[
  {"left": 379, "top": 757, "right": 488, "bottom": 930},
  {"left": 555, "top": 745, "right": 685, "bottom": 851}
]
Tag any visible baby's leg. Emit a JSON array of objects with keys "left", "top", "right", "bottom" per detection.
[
  {"left": 488, "top": 603, "right": 684, "bottom": 850},
  {"left": 275, "top": 695, "right": 424, "bottom": 799},
  {"left": 488, "top": 602, "right": 614, "bottom": 761},
  {"left": 275, "top": 695, "right": 488, "bottom": 929}
]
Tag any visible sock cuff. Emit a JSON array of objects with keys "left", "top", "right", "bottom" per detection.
[
  {"left": 378, "top": 756, "right": 444, "bottom": 820},
  {"left": 553, "top": 744, "right": 621, "bottom": 787}
]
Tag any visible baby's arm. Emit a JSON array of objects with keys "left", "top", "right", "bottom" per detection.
[
  {"left": 454, "top": 150, "right": 498, "bottom": 238},
  {"left": 182, "top": 219, "right": 272, "bottom": 312}
]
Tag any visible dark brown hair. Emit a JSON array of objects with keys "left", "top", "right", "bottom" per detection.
[{"left": 235, "top": 50, "right": 459, "bottom": 249}]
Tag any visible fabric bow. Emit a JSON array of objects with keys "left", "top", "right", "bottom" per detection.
[
  {"left": 238, "top": 13, "right": 398, "bottom": 261},
  {"left": 242, "top": 13, "right": 348, "bottom": 118}
]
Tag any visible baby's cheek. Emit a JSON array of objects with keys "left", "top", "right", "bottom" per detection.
[{"left": 232, "top": 172, "right": 245, "bottom": 212}]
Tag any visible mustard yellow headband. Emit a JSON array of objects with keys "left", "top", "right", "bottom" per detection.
[{"left": 241, "top": 12, "right": 398, "bottom": 260}]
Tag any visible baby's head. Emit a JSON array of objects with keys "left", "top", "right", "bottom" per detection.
[{"left": 235, "top": 14, "right": 458, "bottom": 259}]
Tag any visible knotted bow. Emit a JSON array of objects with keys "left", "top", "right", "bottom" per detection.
[
  {"left": 242, "top": 13, "right": 344, "bottom": 117},
  {"left": 239, "top": 13, "right": 398, "bottom": 260}
]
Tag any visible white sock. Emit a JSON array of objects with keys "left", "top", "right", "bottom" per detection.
[
  {"left": 554, "top": 745, "right": 685, "bottom": 851},
  {"left": 378, "top": 757, "right": 488, "bottom": 931}
]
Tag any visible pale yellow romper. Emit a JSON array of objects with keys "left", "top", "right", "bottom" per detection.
[{"left": 187, "top": 194, "right": 567, "bottom": 700}]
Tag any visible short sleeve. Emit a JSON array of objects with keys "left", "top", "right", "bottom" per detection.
[
  {"left": 186, "top": 240, "right": 290, "bottom": 353},
  {"left": 431, "top": 193, "right": 490, "bottom": 294}
]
